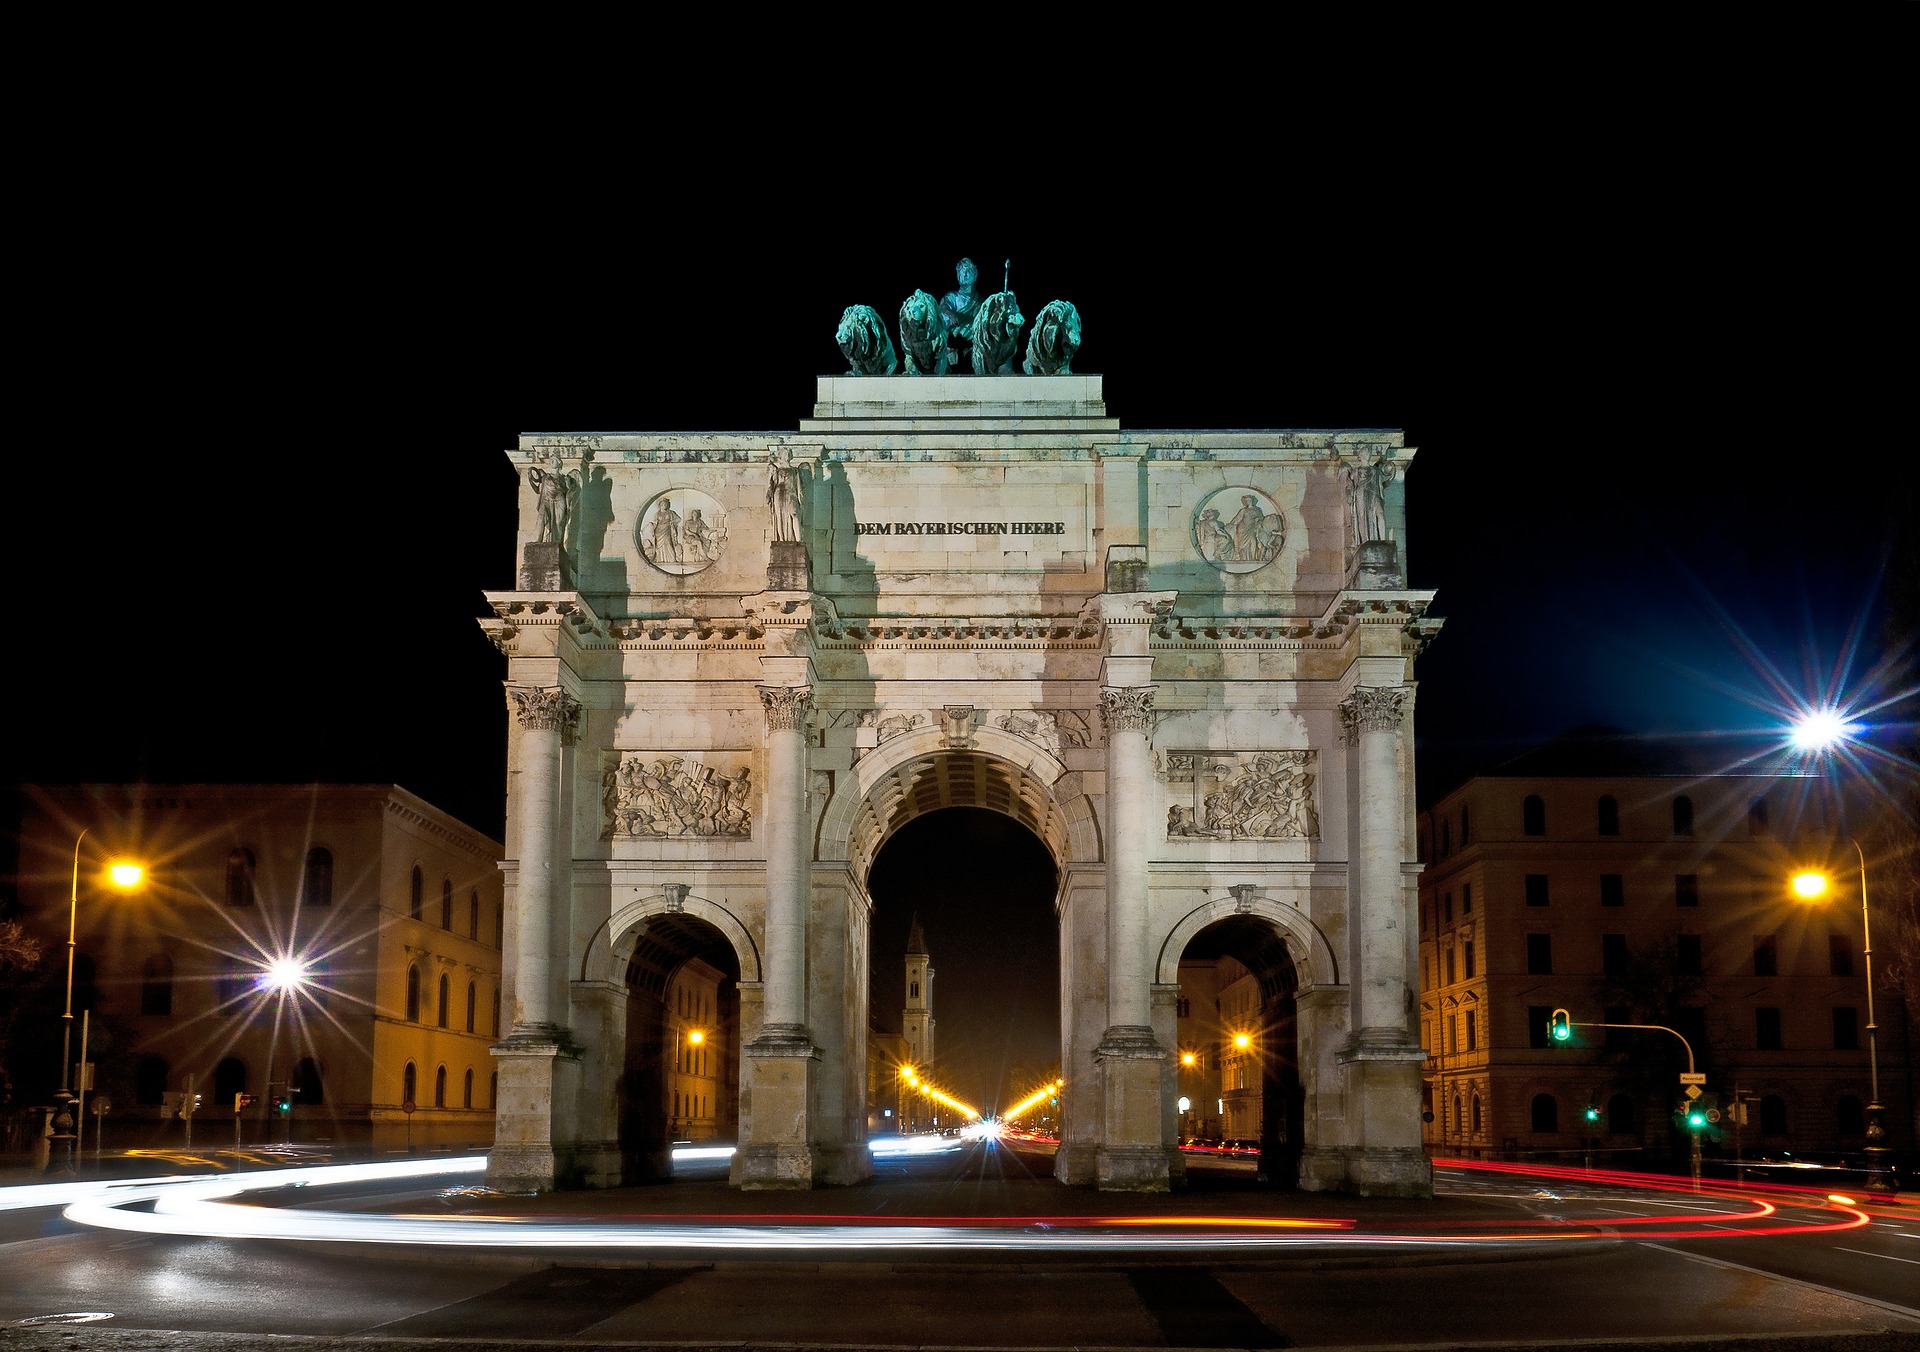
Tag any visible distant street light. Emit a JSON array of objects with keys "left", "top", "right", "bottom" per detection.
[
  {"left": 53, "top": 832, "right": 144, "bottom": 1173},
  {"left": 258, "top": 955, "right": 310, "bottom": 1145},
  {"left": 1791, "top": 841, "right": 1891, "bottom": 1193},
  {"left": 1787, "top": 708, "right": 1863, "bottom": 754}
]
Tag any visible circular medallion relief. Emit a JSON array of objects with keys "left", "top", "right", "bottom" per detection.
[
  {"left": 1192, "top": 487, "right": 1285, "bottom": 574},
  {"left": 639, "top": 489, "right": 728, "bottom": 576}
]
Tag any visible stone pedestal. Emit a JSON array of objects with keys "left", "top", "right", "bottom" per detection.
[
  {"left": 487, "top": 1034, "right": 569, "bottom": 1193},
  {"left": 519, "top": 541, "right": 569, "bottom": 590},
  {"left": 1095, "top": 1025, "right": 1170, "bottom": 1191},
  {"left": 1338, "top": 1045, "right": 1432, "bottom": 1197},
  {"left": 732, "top": 1026, "right": 819, "bottom": 1189},
  {"left": 767, "top": 540, "right": 808, "bottom": 591}
]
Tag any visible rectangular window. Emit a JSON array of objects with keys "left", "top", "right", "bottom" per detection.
[
  {"left": 1829, "top": 934, "right": 1854, "bottom": 977},
  {"left": 1529, "top": 1004, "right": 1552, "bottom": 1049},
  {"left": 1443, "top": 892, "right": 1453, "bottom": 923},
  {"left": 1448, "top": 1015, "right": 1458, "bottom": 1053},
  {"left": 1600, "top": 873, "right": 1625, "bottom": 907},
  {"left": 1525, "top": 874, "right": 1550, "bottom": 907},
  {"left": 1756, "top": 1007, "right": 1783, "bottom": 1051},
  {"left": 1676, "top": 874, "right": 1699, "bottom": 908},
  {"left": 1833, "top": 1006, "right": 1859, "bottom": 1050},
  {"left": 1604, "top": 1004, "right": 1631, "bottom": 1050},
  {"left": 1462, "top": 883, "right": 1472, "bottom": 915},
  {"left": 1464, "top": 941, "right": 1476, "bottom": 978},
  {"left": 1526, "top": 933, "right": 1553, "bottom": 975},
  {"left": 1445, "top": 949, "right": 1456, "bottom": 985},
  {"left": 1465, "top": 1010, "right": 1478, "bottom": 1051},
  {"left": 1676, "top": 934, "right": 1703, "bottom": 975},
  {"left": 1602, "top": 933, "right": 1629, "bottom": 977},
  {"left": 1753, "top": 935, "right": 1778, "bottom": 977}
]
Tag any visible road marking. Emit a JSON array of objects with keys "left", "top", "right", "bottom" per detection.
[
  {"left": 1648, "top": 1243, "right": 1920, "bottom": 1323},
  {"left": 1835, "top": 1246, "right": 1920, "bottom": 1266}
]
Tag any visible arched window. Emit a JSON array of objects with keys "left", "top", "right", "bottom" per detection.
[
  {"left": 216, "top": 956, "right": 247, "bottom": 1008},
  {"left": 1607, "top": 1094, "right": 1636, "bottom": 1136},
  {"left": 437, "top": 973, "right": 450, "bottom": 1028},
  {"left": 410, "top": 866, "right": 424, "bottom": 920},
  {"left": 434, "top": 1065, "right": 447, "bottom": 1108},
  {"left": 1760, "top": 1094, "right": 1788, "bottom": 1136},
  {"left": 489, "top": 1071, "right": 498, "bottom": 1109},
  {"left": 1837, "top": 1095, "right": 1864, "bottom": 1137},
  {"left": 1522, "top": 795, "right": 1546, "bottom": 836},
  {"left": 402, "top": 1062, "right": 417, "bottom": 1106},
  {"left": 441, "top": 878, "right": 453, "bottom": 930},
  {"left": 1451, "top": 1096, "right": 1462, "bottom": 1137},
  {"left": 910, "top": 981, "right": 920, "bottom": 999},
  {"left": 302, "top": 848, "right": 333, "bottom": 906},
  {"left": 140, "top": 952, "right": 174, "bottom": 1015},
  {"left": 1471, "top": 1095, "right": 1482, "bottom": 1135},
  {"left": 491, "top": 989, "right": 501, "bottom": 1037},
  {"left": 465, "top": 982, "right": 476, "bottom": 1033},
  {"left": 463, "top": 1068, "right": 474, "bottom": 1109},
  {"left": 406, "top": 965, "right": 421, "bottom": 1022},
  {"left": 134, "top": 1056, "right": 170, "bottom": 1105},
  {"left": 294, "top": 1057, "right": 324, "bottom": 1105},
  {"left": 1748, "top": 796, "right": 1770, "bottom": 835},
  {"left": 1597, "top": 796, "right": 1619, "bottom": 836},
  {"left": 226, "top": 849, "right": 257, "bottom": 906},
  {"left": 1460, "top": 805, "right": 1471, "bottom": 846},
  {"left": 468, "top": 891, "right": 480, "bottom": 939},
  {"left": 214, "top": 1056, "right": 247, "bottom": 1104},
  {"left": 1672, "top": 796, "right": 1694, "bottom": 837},
  {"left": 1531, "top": 1093, "right": 1558, "bottom": 1133}
]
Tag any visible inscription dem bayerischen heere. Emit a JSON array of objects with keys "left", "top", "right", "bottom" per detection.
[{"left": 853, "top": 521, "right": 1066, "bottom": 536}]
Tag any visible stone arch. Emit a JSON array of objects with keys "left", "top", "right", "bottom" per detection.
[
  {"left": 818, "top": 724, "right": 1095, "bottom": 884},
  {"left": 580, "top": 886, "right": 762, "bottom": 986},
  {"left": 1154, "top": 889, "right": 1340, "bottom": 994}
]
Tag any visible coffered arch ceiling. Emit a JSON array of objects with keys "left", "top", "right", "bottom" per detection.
[{"left": 848, "top": 751, "right": 1069, "bottom": 888}]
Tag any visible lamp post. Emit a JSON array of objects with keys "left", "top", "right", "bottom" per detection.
[
  {"left": 1791, "top": 841, "right": 1892, "bottom": 1193},
  {"left": 52, "top": 832, "right": 143, "bottom": 1173},
  {"left": 259, "top": 957, "right": 309, "bottom": 1145}
]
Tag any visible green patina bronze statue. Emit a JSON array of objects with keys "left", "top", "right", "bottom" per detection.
[
  {"left": 836, "top": 304, "right": 898, "bottom": 376},
  {"left": 898, "top": 289, "right": 949, "bottom": 375},
  {"left": 1023, "top": 299, "right": 1082, "bottom": 376},
  {"left": 970, "top": 290, "right": 1024, "bottom": 375}
]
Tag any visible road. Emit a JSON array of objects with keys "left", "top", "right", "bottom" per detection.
[{"left": 2, "top": 1142, "right": 1916, "bottom": 1351}]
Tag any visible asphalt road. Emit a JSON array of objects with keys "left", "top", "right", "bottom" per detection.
[{"left": 3, "top": 1144, "right": 1916, "bottom": 1351}]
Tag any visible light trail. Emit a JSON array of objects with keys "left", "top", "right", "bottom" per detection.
[{"left": 1000, "top": 1079, "right": 1064, "bottom": 1125}]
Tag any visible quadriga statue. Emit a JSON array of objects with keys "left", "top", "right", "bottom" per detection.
[
  {"left": 970, "top": 291, "right": 1024, "bottom": 375},
  {"left": 836, "top": 304, "right": 899, "bottom": 376},
  {"left": 1023, "top": 299, "right": 1081, "bottom": 375},
  {"left": 897, "top": 290, "right": 949, "bottom": 375}
]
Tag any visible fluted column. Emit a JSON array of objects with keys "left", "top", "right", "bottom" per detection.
[
  {"left": 1339, "top": 686, "right": 1413, "bottom": 1043},
  {"left": 506, "top": 685, "right": 578, "bottom": 1033},
  {"left": 757, "top": 684, "right": 813, "bottom": 1035}
]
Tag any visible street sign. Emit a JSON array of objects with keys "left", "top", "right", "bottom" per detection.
[
  {"left": 1679, "top": 1073, "right": 1707, "bottom": 1085},
  {"left": 1706, "top": 1109, "right": 1721, "bottom": 1122},
  {"left": 1685, "top": 1085, "right": 1703, "bottom": 1100}
]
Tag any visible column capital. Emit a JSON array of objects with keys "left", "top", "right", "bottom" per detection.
[
  {"left": 1338, "top": 685, "right": 1410, "bottom": 744},
  {"left": 1099, "top": 685, "right": 1157, "bottom": 735},
  {"left": 758, "top": 684, "right": 814, "bottom": 732},
  {"left": 506, "top": 686, "right": 582, "bottom": 736}
]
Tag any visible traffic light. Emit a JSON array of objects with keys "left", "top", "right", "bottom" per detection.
[
  {"left": 1583, "top": 1103, "right": 1601, "bottom": 1124},
  {"left": 178, "top": 1092, "right": 202, "bottom": 1119},
  {"left": 1549, "top": 1009, "right": 1571, "bottom": 1043},
  {"left": 1685, "top": 1106, "right": 1707, "bottom": 1130},
  {"left": 234, "top": 1093, "right": 256, "bottom": 1112},
  {"left": 275, "top": 1090, "right": 293, "bottom": 1114}
]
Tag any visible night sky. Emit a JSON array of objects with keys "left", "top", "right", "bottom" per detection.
[{"left": 9, "top": 79, "right": 1914, "bottom": 1110}]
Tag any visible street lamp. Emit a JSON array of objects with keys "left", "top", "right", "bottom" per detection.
[
  {"left": 258, "top": 957, "right": 309, "bottom": 1144},
  {"left": 1791, "top": 842, "right": 1891, "bottom": 1192},
  {"left": 53, "top": 831, "right": 144, "bottom": 1172}
]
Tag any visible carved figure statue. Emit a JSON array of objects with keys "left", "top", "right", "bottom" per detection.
[
  {"left": 1022, "top": 299, "right": 1082, "bottom": 375},
  {"left": 650, "top": 498, "right": 684, "bottom": 565},
  {"left": 970, "top": 291, "right": 1024, "bottom": 375},
  {"left": 767, "top": 449, "right": 803, "bottom": 543},
  {"left": 938, "top": 258, "right": 980, "bottom": 343},
  {"left": 1228, "top": 494, "right": 1278, "bottom": 562},
  {"left": 1195, "top": 507, "right": 1235, "bottom": 562},
  {"left": 1344, "top": 450, "right": 1395, "bottom": 554},
  {"left": 528, "top": 450, "right": 579, "bottom": 545},
  {"left": 684, "top": 508, "right": 723, "bottom": 562},
  {"left": 836, "top": 304, "right": 899, "bottom": 376},
  {"left": 898, "top": 289, "right": 950, "bottom": 376}
]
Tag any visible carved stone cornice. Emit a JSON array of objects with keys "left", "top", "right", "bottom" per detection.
[
  {"left": 759, "top": 685, "right": 814, "bottom": 732},
  {"left": 507, "top": 686, "right": 582, "bottom": 736},
  {"left": 1099, "top": 686, "right": 1157, "bottom": 735},
  {"left": 811, "top": 612, "right": 1102, "bottom": 647},
  {"left": 1338, "top": 686, "right": 1410, "bottom": 743}
]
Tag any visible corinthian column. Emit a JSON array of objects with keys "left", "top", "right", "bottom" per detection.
[
  {"left": 505, "top": 685, "right": 579, "bottom": 1033},
  {"left": 1332, "top": 683, "right": 1430, "bottom": 1197},
  {"left": 756, "top": 684, "right": 813, "bottom": 1035}
]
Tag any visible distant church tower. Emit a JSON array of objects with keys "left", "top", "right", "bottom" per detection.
[{"left": 902, "top": 914, "right": 935, "bottom": 1091}]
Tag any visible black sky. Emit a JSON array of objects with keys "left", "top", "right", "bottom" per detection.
[{"left": 8, "top": 47, "right": 1914, "bottom": 1108}]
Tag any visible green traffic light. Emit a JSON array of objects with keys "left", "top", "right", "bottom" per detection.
[
  {"left": 1688, "top": 1112, "right": 1705, "bottom": 1129},
  {"left": 1584, "top": 1106, "right": 1601, "bottom": 1123}
]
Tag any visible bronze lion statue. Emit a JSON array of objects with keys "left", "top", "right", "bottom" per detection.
[
  {"left": 969, "top": 290, "right": 1024, "bottom": 375},
  {"left": 1022, "top": 299, "right": 1082, "bottom": 375},
  {"left": 836, "top": 304, "right": 898, "bottom": 376},
  {"left": 897, "top": 289, "right": 949, "bottom": 375}
]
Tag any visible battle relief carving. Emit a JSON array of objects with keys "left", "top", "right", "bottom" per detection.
[
  {"left": 1163, "top": 750, "right": 1320, "bottom": 840},
  {"left": 1192, "top": 486, "right": 1285, "bottom": 574},
  {"left": 602, "top": 752, "right": 753, "bottom": 839},
  {"left": 638, "top": 489, "right": 729, "bottom": 576}
]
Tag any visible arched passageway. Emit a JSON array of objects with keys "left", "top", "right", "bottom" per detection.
[
  {"left": 618, "top": 912, "right": 741, "bottom": 1182},
  {"left": 1175, "top": 916, "right": 1303, "bottom": 1187}
]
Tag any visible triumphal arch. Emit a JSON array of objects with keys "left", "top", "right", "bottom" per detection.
[{"left": 482, "top": 353, "right": 1440, "bottom": 1196}]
